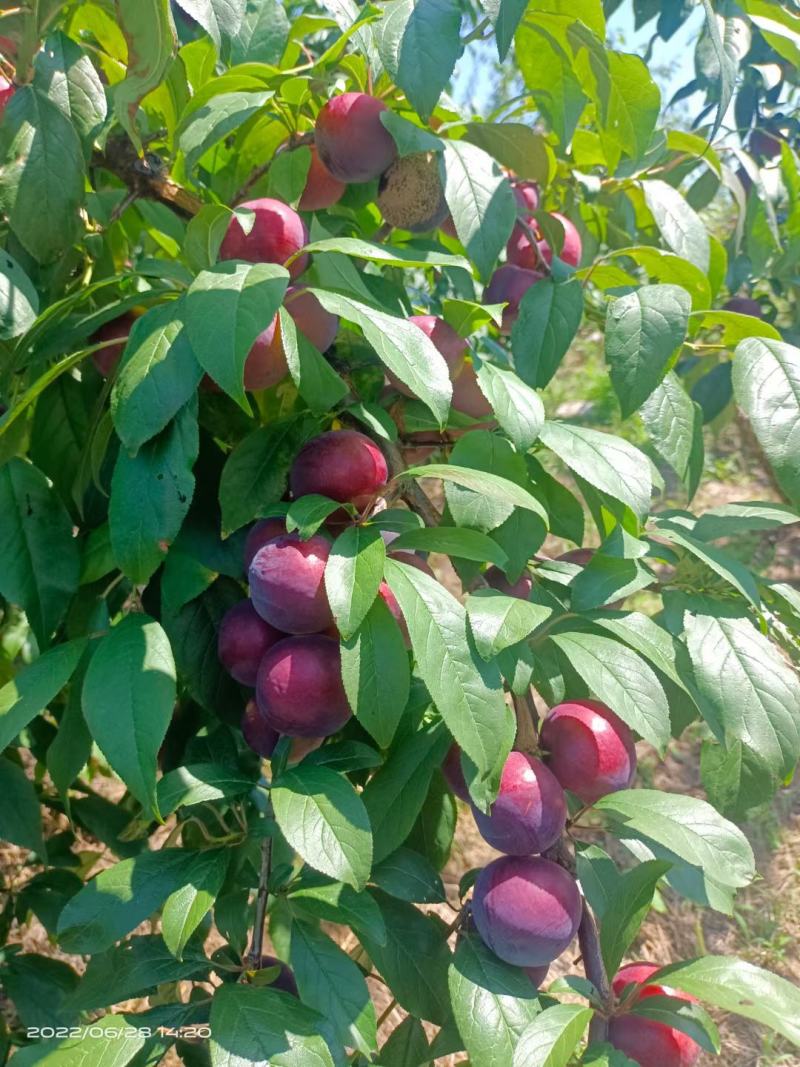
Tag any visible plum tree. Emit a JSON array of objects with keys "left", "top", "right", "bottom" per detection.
[
  {"left": 219, "top": 197, "right": 310, "bottom": 279},
  {"left": 471, "top": 855, "right": 582, "bottom": 966},
  {"left": 470, "top": 752, "right": 567, "bottom": 855},
  {"left": 249, "top": 532, "right": 333, "bottom": 633},
  {"left": 243, "top": 518, "right": 287, "bottom": 570},
  {"left": 298, "top": 146, "right": 346, "bottom": 211},
  {"left": 540, "top": 699, "right": 637, "bottom": 804},
  {"left": 255, "top": 634, "right": 351, "bottom": 737},
  {"left": 217, "top": 600, "right": 284, "bottom": 685},
  {"left": 290, "top": 429, "right": 388, "bottom": 509},
  {"left": 89, "top": 311, "right": 137, "bottom": 377},
  {"left": 314, "top": 92, "right": 397, "bottom": 182},
  {"left": 608, "top": 962, "right": 701, "bottom": 1067},
  {"left": 484, "top": 264, "right": 543, "bottom": 333}
]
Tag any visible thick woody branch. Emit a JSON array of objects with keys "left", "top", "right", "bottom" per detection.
[{"left": 92, "top": 139, "right": 203, "bottom": 219}]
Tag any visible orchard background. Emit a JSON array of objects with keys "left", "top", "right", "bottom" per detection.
[{"left": 1, "top": 0, "right": 800, "bottom": 1064}]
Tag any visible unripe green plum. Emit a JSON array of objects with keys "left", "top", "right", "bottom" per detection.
[
  {"left": 541, "top": 699, "right": 637, "bottom": 804},
  {"left": 255, "top": 634, "right": 351, "bottom": 737},
  {"left": 249, "top": 532, "right": 333, "bottom": 634},
  {"left": 220, "top": 197, "right": 310, "bottom": 280},
  {"left": 472, "top": 855, "right": 582, "bottom": 967},
  {"left": 471, "top": 752, "right": 567, "bottom": 855},
  {"left": 314, "top": 93, "right": 397, "bottom": 183}
]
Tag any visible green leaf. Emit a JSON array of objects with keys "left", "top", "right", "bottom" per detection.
[
  {"left": 114, "top": 0, "right": 176, "bottom": 153},
  {"left": 162, "top": 848, "right": 230, "bottom": 959},
  {"left": 301, "top": 238, "right": 469, "bottom": 273},
  {"left": 279, "top": 307, "right": 349, "bottom": 414},
  {"left": 654, "top": 955, "right": 800, "bottom": 1047},
  {"left": 379, "top": 1016, "right": 430, "bottom": 1066},
  {"left": 538, "top": 421, "right": 652, "bottom": 519},
  {"left": 0, "top": 250, "right": 38, "bottom": 338},
  {"left": 184, "top": 261, "right": 289, "bottom": 407},
  {"left": 57, "top": 849, "right": 214, "bottom": 954},
  {"left": 406, "top": 464, "right": 548, "bottom": 525},
  {"left": 516, "top": 21, "right": 587, "bottom": 146},
  {"left": 112, "top": 300, "right": 203, "bottom": 452},
  {"left": 467, "top": 590, "right": 551, "bottom": 660},
  {"left": 174, "top": 0, "right": 246, "bottom": 50},
  {"left": 230, "top": 0, "right": 290, "bottom": 64},
  {"left": 7, "top": 1013, "right": 148, "bottom": 1067},
  {"left": 360, "top": 891, "right": 451, "bottom": 1024},
  {"left": 391, "top": 526, "right": 510, "bottom": 567},
  {"left": 512, "top": 1003, "right": 593, "bottom": 1067},
  {"left": 157, "top": 763, "right": 256, "bottom": 815},
  {"left": 693, "top": 502, "right": 800, "bottom": 541},
  {"left": 684, "top": 605, "right": 800, "bottom": 781},
  {"left": 599, "top": 860, "right": 671, "bottom": 976},
  {"left": 326, "top": 525, "right": 385, "bottom": 640},
  {"left": 34, "top": 31, "right": 107, "bottom": 142},
  {"left": 66, "top": 934, "right": 209, "bottom": 1012},
  {"left": 0, "top": 457, "right": 80, "bottom": 646},
  {"left": 630, "top": 994, "right": 721, "bottom": 1054},
  {"left": 287, "top": 873, "right": 387, "bottom": 946},
  {"left": 340, "top": 596, "right": 410, "bottom": 749},
  {"left": 655, "top": 519, "right": 761, "bottom": 607},
  {"left": 209, "top": 984, "right": 336, "bottom": 1067},
  {"left": 376, "top": 0, "right": 462, "bottom": 121},
  {"left": 0, "top": 86, "right": 85, "bottom": 262},
  {"left": 82, "top": 615, "right": 176, "bottom": 819},
  {"left": 46, "top": 657, "right": 92, "bottom": 818},
  {"left": 381, "top": 109, "right": 444, "bottom": 156},
  {"left": 384, "top": 558, "right": 515, "bottom": 793},
  {"left": 549, "top": 630, "right": 670, "bottom": 752},
  {"left": 311, "top": 289, "right": 452, "bottom": 425},
  {"left": 449, "top": 932, "right": 541, "bottom": 1067},
  {"left": 3, "top": 954, "right": 78, "bottom": 1029},
  {"left": 699, "top": 0, "right": 740, "bottom": 141},
  {"left": 642, "top": 180, "right": 710, "bottom": 274},
  {"left": 595, "top": 789, "right": 755, "bottom": 889},
  {"left": 109, "top": 398, "right": 198, "bottom": 584},
  {"left": 582, "top": 1045, "right": 638, "bottom": 1067},
  {"left": 272, "top": 764, "right": 373, "bottom": 890},
  {"left": 180, "top": 90, "right": 271, "bottom": 171},
  {"left": 286, "top": 495, "right": 343, "bottom": 539},
  {"left": 443, "top": 140, "right": 517, "bottom": 280},
  {"left": 362, "top": 723, "right": 450, "bottom": 862},
  {"left": 0, "top": 757, "right": 44, "bottom": 854},
  {"left": 639, "top": 371, "right": 704, "bottom": 499},
  {"left": 441, "top": 430, "right": 541, "bottom": 533},
  {"left": 701, "top": 739, "right": 776, "bottom": 819},
  {"left": 579, "top": 48, "right": 660, "bottom": 171},
  {"left": 290, "top": 920, "right": 377, "bottom": 1056},
  {"left": 372, "top": 847, "right": 445, "bottom": 903},
  {"left": 0, "top": 638, "right": 86, "bottom": 752},
  {"left": 184, "top": 204, "right": 234, "bottom": 272},
  {"left": 462, "top": 122, "right": 553, "bottom": 184},
  {"left": 475, "top": 362, "right": 545, "bottom": 451},
  {"left": 605, "top": 284, "right": 691, "bottom": 417},
  {"left": 733, "top": 337, "right": 800, "bottom": 506},
  {"left": 219, "top": 413, "right": 319, "bottom": 534}
]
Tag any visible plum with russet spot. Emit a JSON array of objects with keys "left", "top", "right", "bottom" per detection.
[
  {"left": 255, "top": 634, "right": 351, "bottom": 737},
  {"left": 217, "top": 601, "right": 285, "bottom": 686},
  {"left": 472, "top": 855, "right": 582, "bottom": 967},
  {"left": 540, "top": 699, "right": 637, "bottom": 804},
  {"left": 249, "top": 532, "right": 333, "bottom": 634},
  {"left": 471, "top": 752, "right": 567, "bottom": 855}
]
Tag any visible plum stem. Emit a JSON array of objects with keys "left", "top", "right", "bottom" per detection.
[
  {"left": 384, "top": 441, "right": 443, "bottom": 527},
  {"left": 247, "top": 831, "right": 274, "bottom": 967}
]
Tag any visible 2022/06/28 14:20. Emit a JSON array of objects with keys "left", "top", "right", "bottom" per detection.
[{"left": 25, "top": 1026, "right": 212, "bottom": 1039}]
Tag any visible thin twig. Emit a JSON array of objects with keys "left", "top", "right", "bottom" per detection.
[
  {"left": 247, "top": 834, "right": 274, "bottom": 967},
  {"left": 384, "top": 440, "right": 443, "bottom": 527}
]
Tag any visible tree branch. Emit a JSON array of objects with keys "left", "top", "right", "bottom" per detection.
[
  {"left": 384, "top": 441, "right": 442, "bottom": 527},
  {"left": 92, "top": 139, "right": 203, "bottom": 220},
  {"left": 247, "top": 834, "right": 273, "bottom": 967}
]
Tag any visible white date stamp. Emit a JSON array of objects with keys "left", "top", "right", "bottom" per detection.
[{"left": 25, "top": 1026, "right": 211, "bottom": 1040}]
